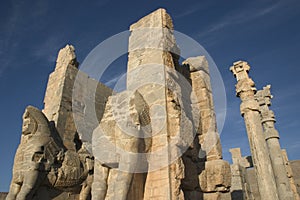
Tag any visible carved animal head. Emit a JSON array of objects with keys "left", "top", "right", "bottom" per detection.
[{"left": 22, "top": 106, "right": 51, "bottom": 136}]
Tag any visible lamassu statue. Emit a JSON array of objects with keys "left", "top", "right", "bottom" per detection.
[{"left": 6, "top": 106, "right": 93, "bottom": 200}]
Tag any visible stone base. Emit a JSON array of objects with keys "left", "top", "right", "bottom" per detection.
[{"left": 199, "top": 160, "right": 231, "bottom": 193}]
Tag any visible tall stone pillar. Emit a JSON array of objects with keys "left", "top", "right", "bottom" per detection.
[
  {"left": 127, "top": 8, "right": 185, "bottom": 200},
  {"left": 183, "top": 56, "right": 222, "bottom": 161},
  {"left": 183, "top": 56, "right": 231, "bottom": 200},
  {"left": 230, "top": 61, "right": 279, "bottom": 200},
  {"left": 255, "top": 85, "right": 294, "bottom": 200},
  {"left": 43, "top": 45, "right": 79, "bottom": 151},
  {"left": 44, "top": 44, "right": 113, "bottom": 153}
]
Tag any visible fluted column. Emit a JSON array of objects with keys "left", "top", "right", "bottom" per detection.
[
  {"left": 255, "top": 85, "right": 294, "bottom": 200},
  {"left": 230, "top": 61, "right": 279, "bottom": 200}
]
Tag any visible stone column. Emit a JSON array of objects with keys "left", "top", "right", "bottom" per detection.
[
  {"left": 230, "top": 61, "right": 279, "bottom": 200},
  {"left": 255, "top": 85, "right": 294, "bottom": 200}
]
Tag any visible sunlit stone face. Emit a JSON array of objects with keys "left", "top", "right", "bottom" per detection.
[{"left": 22, "top": 112, "right": 36, "bottom": 135}]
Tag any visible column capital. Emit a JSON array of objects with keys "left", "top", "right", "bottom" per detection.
[
  {"left": 230, "top": 61, "right": 256, "bottom": 97},
  {"left": 230, "top": 61, "right": 250, "bottom": 81},
  {"left": 255, "top": 85, "right": 273, "bottom": 106},
  {"left": 255, "top": 85, "right": 277, "bottom": 123}
]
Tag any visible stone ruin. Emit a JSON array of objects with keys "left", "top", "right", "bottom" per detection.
[
  {"left": 230, "top": 61, "right": 300, "bottom": 200},
  {"left": 4, "top": 8, "right": 300, "bottom": 200}
]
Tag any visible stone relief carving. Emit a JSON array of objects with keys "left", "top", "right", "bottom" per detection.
[{"left": 91, "top": 90, "right": 151, "bottom": 200}]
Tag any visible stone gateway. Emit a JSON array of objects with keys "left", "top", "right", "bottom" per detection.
[{"left": 5, "top": 8, "right": 299, "bottom": 200}]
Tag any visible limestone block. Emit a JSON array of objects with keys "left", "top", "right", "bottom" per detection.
[
  {"left": 199, "top": 160, "right": 231, "bottom": 193},
  {"left": 129, "top": 28, "right": 178, "bottom": 54},
  {"left": 130, "top": 8, "right": 173, "bottom": 30},
  {"left": 187, "top": 56, "right": 223, "bottom": 161}
]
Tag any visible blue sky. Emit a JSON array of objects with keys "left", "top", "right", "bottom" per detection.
[{"left": 1, "top": 0, "right": 300, "bottom": 192}]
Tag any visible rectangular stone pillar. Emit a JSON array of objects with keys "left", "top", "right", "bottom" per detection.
[
  {"left": 183, "top": 56, "right": 222, "bottom": 161},
  {"left": 127, "top": 8, "right": 184, "bottom": 200},
  {"left": 43, "top": 45, "right": 79, "bottom": 151},
  {"left": 43, "top": 45, "right": 113, "bottom": 152},
  {"left": 183, "top": 56, "right": 231, "bottom": 200}
]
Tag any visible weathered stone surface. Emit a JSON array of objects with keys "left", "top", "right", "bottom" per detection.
[
  {"left": 184, "top": 56, "right": 222, "bottom": 161},
  {"left": 199, "top": 160, "right": 231, "bottom": 193},
  {"left": 43, "top": 44, "right": 79, "bottom": 151},
  {"left": 127, "top": 9, "right": 231, "bottom": 200},
  {"left": 182, "top": 56, "right": 209, "bottom": 73},
  {"left": 92, "top": 90, "right": 150, "bottom": 200},
  {"left": 182, "top": 56, "right": 231, "bottom": 200},
  {"left": 130, "top": 8, "right": 174, "bottom": 30},
  {"left": 44, "top": 45, "right": 113, "bottom": 154},
  {"left": 128, "top": 8, "right": 185, "bottom": 200},
  {"left": 72, "top": 70, "right": 113, "bottom": 154}
]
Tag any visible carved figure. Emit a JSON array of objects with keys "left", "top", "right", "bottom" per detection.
[
  {"left": 92, "top": 91, "right": 151, "bottom": 200},
  {"left": 6, "top": 106, "right": 93, "bottom": 200}
]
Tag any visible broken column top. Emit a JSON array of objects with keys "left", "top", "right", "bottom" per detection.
[
  {"left": 55, "top": 44, "right": 78, "bottom": 69},
  {"left": 182, "top": 56, "right": 209, "bottom": 73},
  {"left": 130, "top": 8, "right": 173, "bottom": 30}
]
